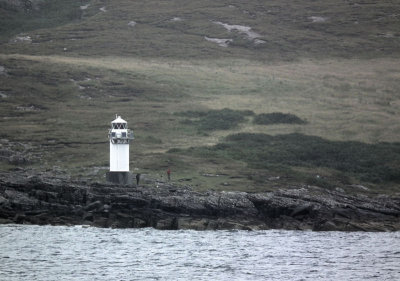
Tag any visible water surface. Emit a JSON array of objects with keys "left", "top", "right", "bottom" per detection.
[{"left": 0, "top": 225, "right": 399, "bottom": 280}]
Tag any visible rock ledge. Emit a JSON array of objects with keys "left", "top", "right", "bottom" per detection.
[{"left": 1, "top": 173, "right": 399, "bottom": 231}]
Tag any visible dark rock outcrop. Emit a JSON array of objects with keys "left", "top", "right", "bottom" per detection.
[{"left": 0, "top": 172, "right": 399, "bottom": 231}]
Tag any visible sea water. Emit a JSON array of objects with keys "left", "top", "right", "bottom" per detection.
[{"left": 0, "top": 225, "right": 399, "bottom": 280}]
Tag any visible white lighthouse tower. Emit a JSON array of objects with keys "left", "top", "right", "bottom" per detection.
[{"left": 106, "top": 115, "right": 134, "bottom": 184}]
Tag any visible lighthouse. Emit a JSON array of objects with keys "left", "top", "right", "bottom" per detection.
[{"left": 106, "top": 115, "right": 134, "bottom": 184}]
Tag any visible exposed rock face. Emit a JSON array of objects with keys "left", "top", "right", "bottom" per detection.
[
  {"left": 0, "top": 140, "right": 34, "bottom": 165},
  {"left": 0, "top": 172, "right": 399, "bottom": 231}
]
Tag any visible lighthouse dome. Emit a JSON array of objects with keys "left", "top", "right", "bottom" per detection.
[
  {"left": 111, "top": 115, "right": 128, "bottom": 130},
  {"left": 111, "top": 116, "right": 127, "bottom": 124}
]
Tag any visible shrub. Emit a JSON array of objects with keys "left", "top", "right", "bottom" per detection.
[
  {"left": 176, "top": 108, "right": 254, "bottom": 131},
  {"left": 176, "top": 133, "right": 400, "bottom": 184},
  {"left": 253, "top": 112, "right": 306, "bottom": 125}
]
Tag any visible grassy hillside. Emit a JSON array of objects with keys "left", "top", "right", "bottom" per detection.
[
  {"left": 1, "top": 0, "right": 400, "bottom": 194},
  {"left": 0, "top": 0, "right": 85, "bottom": 42},
  {"left": 1, "top": 0, "right": 400, "bottom": 60}
]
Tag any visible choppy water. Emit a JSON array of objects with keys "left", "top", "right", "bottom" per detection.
[{"left": 0, "top": 225, "right": 399, "bottom": 280}]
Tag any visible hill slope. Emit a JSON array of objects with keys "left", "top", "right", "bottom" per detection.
[
  {"left": 1, "top": 0, "right": 400, "bottom": 60},
  {"left": 1, "top": 0, "right": 400, "bottom": 194}
]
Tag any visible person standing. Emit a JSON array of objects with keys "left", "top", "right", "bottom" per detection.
[
  {"left": 136, "top": 173, "right": 141, "bottom": 186},
  {"left": 167, "top": 168, "right": 171, "bottom": 181}
]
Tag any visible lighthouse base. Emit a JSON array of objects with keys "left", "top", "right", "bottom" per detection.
[{"left": 106, "top": 171, "right": 133, "bottom": 185}]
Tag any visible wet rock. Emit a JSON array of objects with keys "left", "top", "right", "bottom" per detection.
[
  {"left": 316, "top": 220, "right": 338, "bottom": 231},
  {"left": 85, "top": 200, "right": 102, "bottom": 211},
  {"left": 155, "top": 218, "right": 176, "bottom": 230},
  {"left": 132, "top": 218, "right": 147, "bottom": 228},
  {"left": 0, "top": 172, "right": 399, "bottom": 231},
  {"left": 290, "top": 205, "right": 312, "bottom": 217},
  {"left": 0, "top": 218, "right": 13, "bottom": 224},
  {"left": 177, "top": 217, "right": 208, "bottom": 230},
  {"left": 83, "top": 212, "right": 94, "bottom": 222}
]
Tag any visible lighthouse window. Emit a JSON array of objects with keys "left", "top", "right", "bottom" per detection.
[
  {"left": 122, "top": 132, "right": 126, "bottom": 138},
  {"left": 111, "top": 132, "right": 116, "bottom": 137},
  {"left": 112, "top": 123, "right": 127, "bottom": 129}
]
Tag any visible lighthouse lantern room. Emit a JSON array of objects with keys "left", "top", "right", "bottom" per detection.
[{"left": 106, "top": 115, "right": 134, "bottom": 184}]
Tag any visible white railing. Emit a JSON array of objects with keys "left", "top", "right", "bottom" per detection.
[{"left": 108, "top": 129, "right": 134, "bottom": 143}]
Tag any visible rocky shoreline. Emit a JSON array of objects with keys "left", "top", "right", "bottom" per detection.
[{"left": 0, "top": 172, "right": 399, "bottom": 231}]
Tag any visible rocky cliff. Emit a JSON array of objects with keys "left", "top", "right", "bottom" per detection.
[{"left": 1, "top": 172, "right": 399, "bottom": 231}]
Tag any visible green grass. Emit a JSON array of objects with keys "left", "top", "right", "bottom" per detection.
[
  {"left": 1, "top": 0, "right": 400, "bottom": 60},
  {"left": 1, "top": 0, "right": 400, "bottom": 195},
  {"left": 176, "top": 108, "right": 254, "bottom": 131},
  {"left": 1, "top": 53, "right": 400, "bottom": 194}
]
